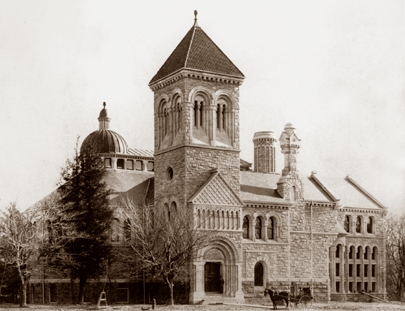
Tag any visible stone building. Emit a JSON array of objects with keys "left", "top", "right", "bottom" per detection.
[{"left": 30, "top": 13, "right": 387, "bottom": 305}]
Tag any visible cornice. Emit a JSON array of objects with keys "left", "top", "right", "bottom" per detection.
[{"left": 149, "top": 68, "right": 244, "bottom": 91}]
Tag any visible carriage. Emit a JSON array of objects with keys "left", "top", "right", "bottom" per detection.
[{"left": 264, "top": 287, "right": 313, "bottom": 310}]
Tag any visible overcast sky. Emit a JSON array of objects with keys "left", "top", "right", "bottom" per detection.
[{"left": 0, "top": 0, "right": 404, "bottom": 213}]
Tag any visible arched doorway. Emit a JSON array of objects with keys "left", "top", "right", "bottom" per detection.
[{"left": 254, "top": 262, "right": 264, "bottom": 286}]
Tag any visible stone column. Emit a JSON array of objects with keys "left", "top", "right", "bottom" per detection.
[
  {"left": 190, "top": 262, "right": 206, "bottom": 303},
  {"left": 329, "top": 247, "right": 335, "bottom": 293}
]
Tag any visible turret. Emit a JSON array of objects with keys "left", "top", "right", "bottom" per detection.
[
  {"left": 253, "top": 131, "right": 277, "bottom": 173},
  {"left": 277, "top": 123, "right": 303, "bottom": 201}
]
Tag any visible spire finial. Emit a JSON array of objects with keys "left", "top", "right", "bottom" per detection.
[
  {"left": 194, "top": 10, "right": 199, "bottom": 26},
  {"left": 103, "top": 102, "right": 106, "bottom": 108}
]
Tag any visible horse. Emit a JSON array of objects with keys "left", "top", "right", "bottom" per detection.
[{"left": 264, "top": 288, "right": 289, "bottom": 310}]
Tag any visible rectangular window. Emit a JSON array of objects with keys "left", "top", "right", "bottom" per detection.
[
  {"left": 349, "top": 264, "right": 353, "bottom": 277},
  {"left": 357, "top": 282, "right": 362, "bottom": 292},
  {"left": 117, "top": 159, "right": 125, "bottom": 169},
  {"left": 364, "top": 282, "right": 368, "bottom": 292},
  {"left": 126, "top": 160, "right": 134, "bottom": 170},
  {"left": 349, "top": 282, "right": 353, "bottom": 292},
  {"left": 336, "top": 282, "right": 340, "bottom": 293},
  {"left": 372, "top": 282, "right": 376, "bottom": 292},
  {"left": 147, "top": 161, "right": 154, "bottom": 171},
  {"left": 364, "top": 264, "right": 368, "bottom": 277},
  {"left": 336, "top": 263, "right": 340, "bottom": 277},
  {"left": 357, "top": 264, "right": 361, "bottom": 277},
  {"left": 104, "top": 158, "right": 112, "bottom": 168},
  {"left": 372, "top": 265, "right": 376, "bottom": 277},
  {"left": 349, "top": 247, "right": 353, "bottom": 259},
  {"left": 135, "top": 160, "right": 143, "bottom": 171}
]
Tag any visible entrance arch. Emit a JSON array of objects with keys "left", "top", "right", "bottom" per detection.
[{"left": 191, "top": 237, "right": 243, "bottom": 303}]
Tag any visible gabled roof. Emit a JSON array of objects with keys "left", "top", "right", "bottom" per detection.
[
  {"left": 308, "top": 173, "right": 386, "bottom": 210},
  {"left": 189, "top": 171, "right": 243, "bottom": 206},
  {"left": 149, "top": 22, "right": 244, "bottom": 85}
]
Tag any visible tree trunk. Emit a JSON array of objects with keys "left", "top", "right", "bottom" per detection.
[
  {"left": 165, "top": 278, "right": 174, "bottom": 305},
  {"left": 20, "top": 281, "right": 27, "bottom": 307},
  {"left": 78, "top": 277, "right": 87, "bottom": 304}
]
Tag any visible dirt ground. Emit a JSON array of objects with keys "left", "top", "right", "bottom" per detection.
[{"left": 0, "top": 302, "right": 404, "bottom": 311}]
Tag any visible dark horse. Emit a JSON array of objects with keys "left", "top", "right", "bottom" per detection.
[{"left": 264, "top": 289, "right": 289, "bottom": 310}]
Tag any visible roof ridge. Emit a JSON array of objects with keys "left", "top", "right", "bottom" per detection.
[
  {"left": 184, "top": 25, "right": 197, "bottom": 68},
  {"left": 309, "top": 172, "right": 340, "bottom": 202},
  {"left": 344, "top": 175, "right": 387, "bottom": 209}
]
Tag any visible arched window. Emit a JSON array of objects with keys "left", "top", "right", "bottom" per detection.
[
  {"left": 367, "top": 217, "right": 373, "bottom": 234},
  {"left": 254, "top": 262, "right": 264, "bottom": 286},
  {"left": 349, "top": 246, "right": 354, "bottom": 259},
  {"left": 217, "top": 104, "right": 221, "bottom": 129},
  {"left": 267, "top": 217, "right": 275, "bottom": 240},
  {"left": 344, "top": 215, "right": 350, "bottom": 232},
  {"left": 372, "top": 247, "right": 378, "bottom": 260},
  {"left": 356, "top": 216, "right": 361, "bottom": 233},
  {"left": 365, "top": 246, "right": 370, "bottom": 260},
  {"left": 292, "top": 186, "right": 297, "bottom": 201},
  {"left": 243, "top": 216, "right": 249, "bottom": 239},
  {"left": 255, "top": 217, "right": 262, "bottom": 239},
  {"left": 357, "top": 246, "right": 362, "bottom": 259},
  {"left": 163, "top": 106, "right": 169, "bottom": 136},
  {"left": 336, "top": 244, "right": 341, "bottom": 258},
  {"left": 169, "top": 201, "right": 177, "bottom": 220}
]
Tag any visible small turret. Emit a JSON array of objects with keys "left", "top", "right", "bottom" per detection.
[
  {"left": 253, "top": 131, "right": 277, "bottom": 173},
  {"left": 277, "top": 123, "right": 303, "bottom": 201},
  {"left": 279, "top": 123, "right": 301, "bottom": 176}
]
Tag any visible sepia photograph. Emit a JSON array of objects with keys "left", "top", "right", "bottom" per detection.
[{"left": 0, "top": 1, "right": 404, "bottom": 310}]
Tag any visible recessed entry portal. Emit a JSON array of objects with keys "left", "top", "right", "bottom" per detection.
[{"left": 204, "top": 262, "right": 222, "bottom": 293}]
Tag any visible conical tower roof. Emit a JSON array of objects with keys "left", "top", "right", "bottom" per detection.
[{"left": 149, "top": 12, "right": 244, "bottom": 85}]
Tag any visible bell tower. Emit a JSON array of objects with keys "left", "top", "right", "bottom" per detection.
[{"left": 149, "top": 11, "right": 244, "bottom": 212}]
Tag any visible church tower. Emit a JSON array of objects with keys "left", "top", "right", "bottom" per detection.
[{"left": 149, "top": 11, "right": 244, "bottom": 213}]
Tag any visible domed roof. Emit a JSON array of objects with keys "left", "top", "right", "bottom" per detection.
[
  {"left": 81, "top": 130, "right": 128, "bottom": 154},
  {"left": 80, "top": 102, "right": 128, "bottom": 154}
]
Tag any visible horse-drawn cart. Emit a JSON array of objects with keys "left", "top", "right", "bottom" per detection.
[{"left": 264, "top": 287, "right": 313, "bottom": 310}]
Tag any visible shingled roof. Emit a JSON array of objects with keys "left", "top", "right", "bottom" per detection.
[{"left": 149, "top": 20, "right": 244, "bottom": 85}]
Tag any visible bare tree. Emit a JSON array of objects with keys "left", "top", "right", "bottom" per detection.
[
  {"left": 118, "top": 199, "right": 212, "bottom": 305},
  {"left": 0, "top": 203, "right": 43, "bottom": 307},
  {"left": 385, "top": 211, "right": 405, "bottom": 301}
]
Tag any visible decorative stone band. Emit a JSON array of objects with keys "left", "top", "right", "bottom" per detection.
[{"left": 244, "top": 203, "right": 291, "bottom": 210}]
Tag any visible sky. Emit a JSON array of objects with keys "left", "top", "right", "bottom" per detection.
[{"left": 0, "top": 0, "right": 404, "bottom": 213}]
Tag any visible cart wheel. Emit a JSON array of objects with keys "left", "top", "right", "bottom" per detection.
[{"left": 298, "top": 295, "right": 313, "bottom": 309}]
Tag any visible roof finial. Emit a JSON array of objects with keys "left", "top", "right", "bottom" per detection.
[
  {"left": 194, "top": 10, "right": 199, "bottom": 26},
  {"left": 103, "top": 101, "right": 106, "bottom": 108}
]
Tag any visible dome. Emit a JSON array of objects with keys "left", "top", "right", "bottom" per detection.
[
  {"left": 80, "top": 102, "right": 128, "bottom": 155},
  {"left": 80, "top": 130, "right": 128, "bottom": 154}
]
